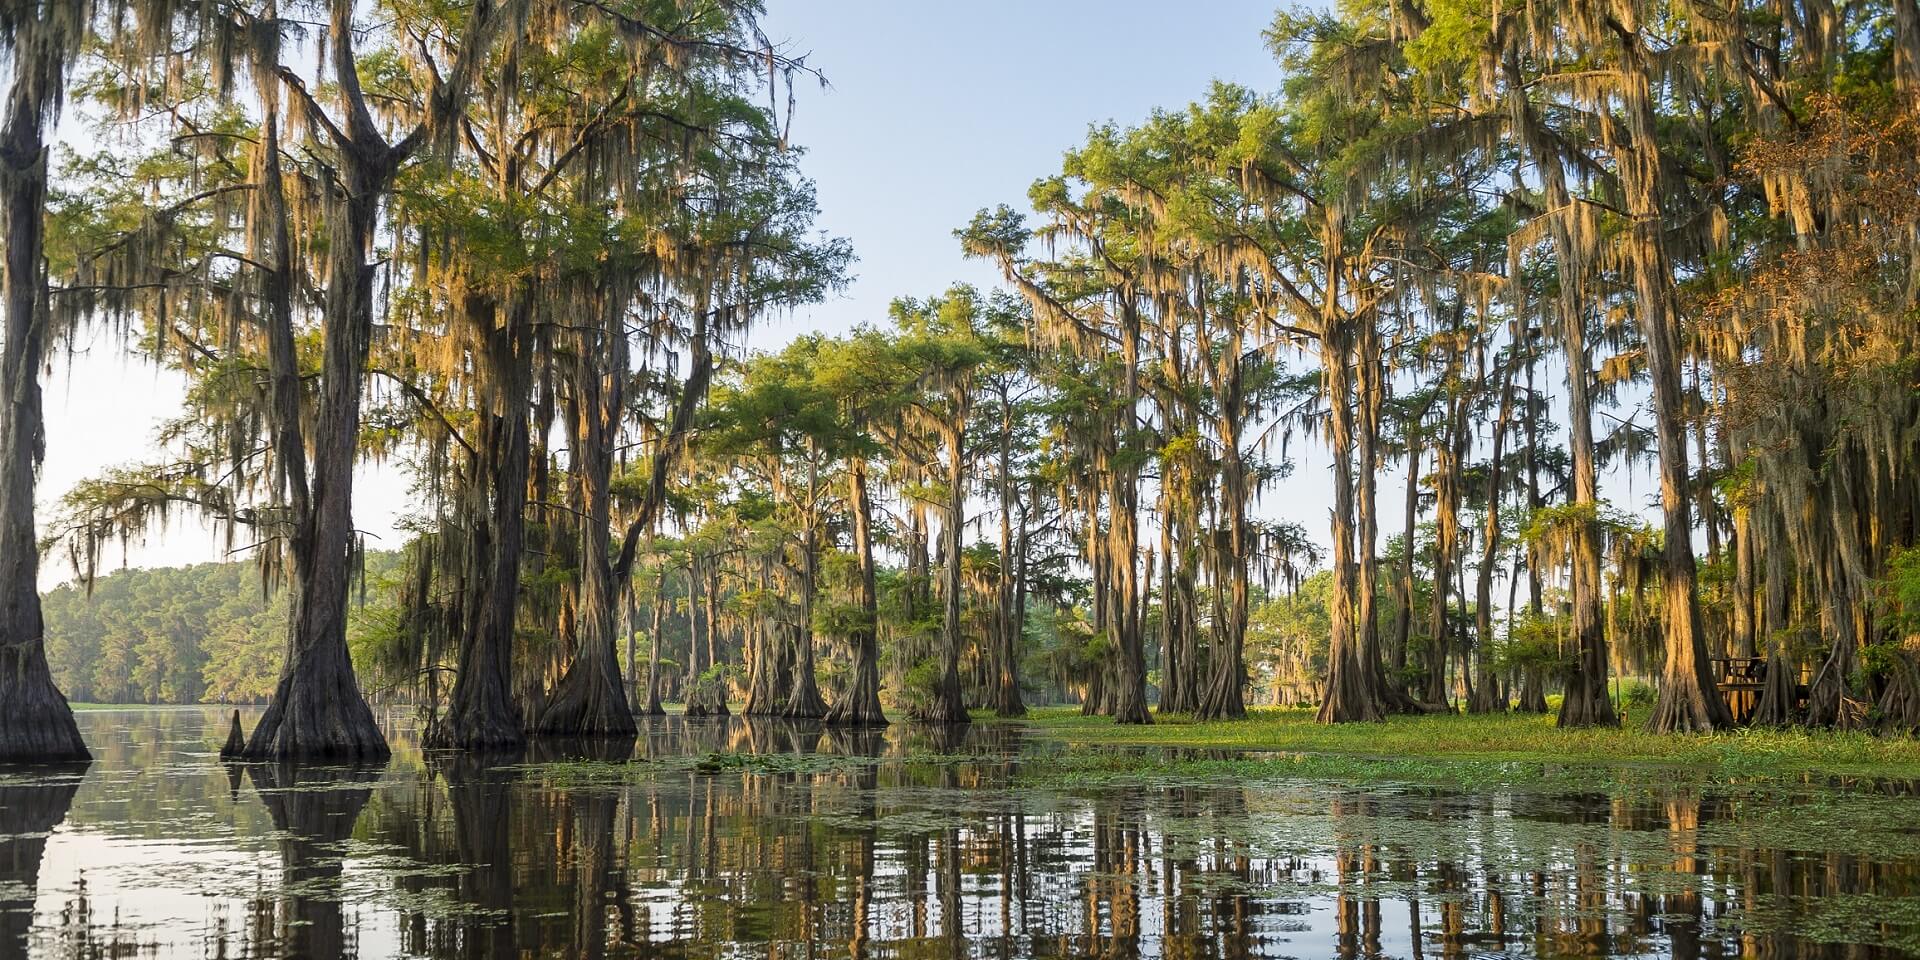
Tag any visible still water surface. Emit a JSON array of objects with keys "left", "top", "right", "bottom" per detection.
[{"left": 2, "top": 707, "right": 1918, "bottom": 958}]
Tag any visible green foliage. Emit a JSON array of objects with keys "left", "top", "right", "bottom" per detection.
[
  {"left": 1621, "top": 679, "right": 1657, "bottom": 709},
  {"left": 43, "top": 554, "right": 405, "bottom": 704},
  {"left": 1875, "top": 547, "right": 1920, "bottom": 638},
  {"left": 1502, "top": 610, "right": 1571, "bottom": 676},
  {"left": 896, "top": 658, "right": 950, "bottom": 715}
]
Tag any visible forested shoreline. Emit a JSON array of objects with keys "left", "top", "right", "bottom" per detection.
[
  {"left": 41, "top": 553, "right": 1346, "bottom": 714},
  {"left": 2, "top": 0, "right": 1917, "bottom": 762}
]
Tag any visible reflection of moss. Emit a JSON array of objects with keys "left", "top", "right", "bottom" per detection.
[
  {"left": 1735, "top": 893, "right": 1920, "bottom": 955},
  {"left": 528, "top": 749, "right": 996, "bottom": 783}
]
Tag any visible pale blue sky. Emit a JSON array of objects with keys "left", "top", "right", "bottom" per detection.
[{"left": 750, "top": 0, "right": 1287, "bottom": 346}]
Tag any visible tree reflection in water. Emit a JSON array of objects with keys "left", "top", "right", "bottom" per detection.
[
  {"left": 1, "top": 764, "right": 85, "bottom": 957},
  {"left": 246, "top": 761, "right": 383, "bottom": 959},
  {"left": 15, "top": 709, "right": 1920, "bottom": 958}
]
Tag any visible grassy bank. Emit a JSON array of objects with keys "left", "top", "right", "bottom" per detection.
[{"left": 998, "top": 705, "right": 1920, "bottom": 789}]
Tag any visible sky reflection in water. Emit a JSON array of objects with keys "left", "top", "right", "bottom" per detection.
[{"left": 2, "top": 707, "right": 1917, "bottom": 958}]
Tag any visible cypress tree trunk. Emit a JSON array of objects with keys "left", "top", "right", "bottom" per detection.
[
  {"left": 1105, "top": 456, "right": 1151, "bottom": 725},
  {"left": 1107, "top": 304, "right": 1150, "bottom": 726},
  {"left": 1470, "top": 349, "right": 1517, "bottom": 714},
  {"left": 1156, "top": 488, "right": 1200, "bottom": 716},
  {"left": 825, "top": 458, "right": 887, "bottom": 726},
  {"left": 639, "top": 570, "right": 667, "bottom": 716},
  {"left": 1153, "top": 321, "right": 1199, "bottom": 718},
  {"left": 1552, "top": 299, "right": 1616, "bottom": 729},
  {"left": 1499, "top": 51, "right": 1617, "bottom": 729},
  {"left": 684, "top": 562, "right": 730, "bottom": 717},
  {"left": 434, "top": 294, "right": 530, "bottom": 750},
  {"left": 1355, "top": 326, "right": 1416, "bottom": 714},
  {"left": 1425, "top": 349, "right": 1468, "bottom": 710},
  {"left": 0, "top": 7, "right": 87, "bottom": 762},
  {"left": 623, "top": 580, "right": 637, "bottom": 707},
  {"left": 989, "top": 420, "right": 1025, "bottom": 717},
  {"left": 244, "top": 131, "right": 391, "bottom": 760},
  {"left": 742, "top": 561, "right": 784, "bottom": 716},
  {"left": 782, "top": 474, "right": 828, "bottom": 719},
  {"left": 240, "top": 0, "right": 513, "bottom": 757},
  {"left": 1196, "top": 323, "right": 1249, "bottom": 721},
  {"left": 1731, "top": 509, "right": 1757, "bottom": 659},
  {"left": 1614, "top": 30, "right": 1728, "bottom": 733},
  {"left": 683, "top": 557, "right": 714, "bottom": 716},
  {"left": 1805, "top": 550, "right": 1862, "bottom": 728},
  {"left": 1393, "top": 428, "right": 1423, "bottom": 694},
  {"left": 1319, "top": 321, "right": 1384, "bottom": 723},
  {"left": 535, "top": 324, "right": 636, "bottom": 738},
  {"left": 921, "top": 418, "right": 970, "bottom": 724},
  {"left": 1084, "top": 499, "right": 1107, "bottom": 718},
  {"left": 1751, "top": 547, "right": 1799, "bottom": 726}
]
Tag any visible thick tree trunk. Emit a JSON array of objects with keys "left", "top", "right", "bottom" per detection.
[
  {"left": 989, "top": 421, "right": 1025, "bottom": 717},
  {"left": 782, "top": 496, "right": 828, "bottom": 719},
  {"left": 1615, "top": 38, "right": 1728, "bottom": 733},
  {"left": 921, "top": 420, "right": 970, "bottom": 724},
  {"left": 1425, "top": 352, "right": 1467, "bottom": 710},
  {"left": 1470, "top": 350, "right": 1516, "bottom": 714},
  {"left": 1196, "top": 329, "right": 1249, "bottom": 721},
  {"left": 1731, "top": 510, "right": 1757, "bottom": 659},
  {"left": 1751, "top": 543, "right": 1800, "bottom": 726},
  {"left": 742, "top": 562, "right": 785, "bottom": 716},
  {"left": 747, "top": 564, "right": 801, "bottom": 716},
  {"left": 1319, "top": 325, "right": 1385, "bottom": 724},
  {"left": 535, "top": 314, "right": 636, "bottom": 738},
  {"left": 824, "top": 458, "right": 887, "bottom": 726},
  {"left": 1107, "top": 305, "right": 1151, "bottom": 726},
  {"left": 1157, "top": 485, "right": 1200, "bottom": 716},
  {"left": 245, "top": 141, "right": 389, "bottom": 760},
  {"left": 0, "top": 21, "right": 87, "bottom": 763},
  {"left": 1106, "top": 463, "right": 1151, "bottom": 725},
  {"left": 435, "top": 294, "right": 530, "bottom": 750},
  {"left": 639, "top": 570, "right": 667, "bottom": 716}
]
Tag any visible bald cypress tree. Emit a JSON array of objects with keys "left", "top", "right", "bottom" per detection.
[
  {"left": 0, "top": 0, "right": 90, "bottom": 762},
  {"left": 51, "top": 0, "right": 511, "bottom": 759}
]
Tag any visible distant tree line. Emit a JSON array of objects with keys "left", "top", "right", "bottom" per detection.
[{"left": 42, "top": 553, "right": 400, "bottom": 705}]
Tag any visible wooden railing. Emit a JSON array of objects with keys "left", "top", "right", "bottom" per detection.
[{"left": 1712, "top": 656, "right": 1767, "bottom": 724}]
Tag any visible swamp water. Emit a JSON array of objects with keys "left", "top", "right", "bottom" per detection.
[{"left": 1, "top": 707, "right": 1917, "bottom": 958}]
